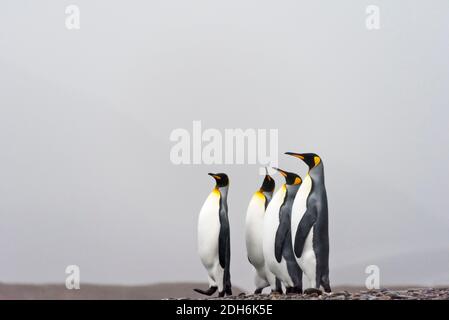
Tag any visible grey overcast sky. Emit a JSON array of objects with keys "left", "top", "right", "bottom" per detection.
[{"left": 0, "top": 1, "right": 448, "bottom": 289}]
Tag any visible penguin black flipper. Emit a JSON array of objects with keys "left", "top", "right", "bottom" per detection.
[
  {"left": 218, "top": 193, "right": 232, "bottom": 295},
  {"left": 294, "top": 206, "right": 317, "bottom": 258},
  {"left": 274, "top": 212, "right": 290, "bottom": 263},
  {"left": 218, "top": 212, "right": 229, "bottom": 269}
]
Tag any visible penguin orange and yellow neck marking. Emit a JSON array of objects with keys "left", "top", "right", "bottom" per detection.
[{"left": 255, "top": 191, "right": 266, "bottom": 202}]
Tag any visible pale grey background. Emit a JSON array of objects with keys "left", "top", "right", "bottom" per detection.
[{"left": 0, "top": 1, "right": 448, "bottom": 290}]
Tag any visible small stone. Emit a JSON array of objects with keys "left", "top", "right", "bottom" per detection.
[{"left": 332, "top": 291, "right": 350, "bottom": 297}]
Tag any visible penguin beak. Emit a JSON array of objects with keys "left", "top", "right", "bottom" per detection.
[
  {"left": 208, "top": 173, "right": 221, "bottom": 180},
  {"left": 285, "top": 152, "right": 305, "bottom": 160},
  {"left": 272, "top": 167, "right": 288, "bottom": 178},
  {"left": 264, "top": 167, "right": 272, "bottom": 180}
]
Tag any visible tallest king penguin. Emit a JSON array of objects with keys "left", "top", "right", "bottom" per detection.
[
  {"left": 286, "top": 152, "right": 331, "bottom": 293},
  {"left": 195, "top": 173, "right": 232, "bottom": 297}
]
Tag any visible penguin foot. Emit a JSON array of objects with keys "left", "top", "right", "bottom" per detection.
[
  {"left": 286, "top": 287, "right": 302, "bottom": 294},
  {"left": 322, "top": 284, "right": 332, "bottom": 293},
  {"left": 271, "top": 289, "right": 283, "bottom": 295},
  {"left": 218, "top": 291, "right": 225, "bottom": 297},
  {"left": 304, "top": 288, "right": 323, "bottom": 295},
  {"left": 193, "top": 286, "right": 218, "bottom": 296},
  {"left": 254, "top": 288, "right": 263, "bottom": 294},
  {"left": 294, "top": 286, "right": 303, "bottom": 294},
  {"left": 225, "top": 287, "right": 232, "bottom": 296}
]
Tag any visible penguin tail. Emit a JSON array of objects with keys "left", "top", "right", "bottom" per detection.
[{"left": 193, "top": 286, "right": 218, "bottom": 296}]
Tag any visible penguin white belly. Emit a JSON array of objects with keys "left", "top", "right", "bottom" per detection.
[
  {"left": 245, "top": 192, "right": 266, "bottom": 269},
  {"left": 246, "top": 191, "right": 274, "bottom": 289},
  {"left": 197, "top": 189, "right": 223, "bottom": 286},
  {"left": 291, "top": 175, "right": 317, "bottom": 287},
  {"left": 263, "top": 186, "right": 294, "bottom": 287},
  {"left": 299, "top": 229, "right": 317, "bottom": 287}
]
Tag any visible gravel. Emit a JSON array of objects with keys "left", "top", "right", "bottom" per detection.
[{"left": 179, "top": 288, "right": 449, "bottom": 300}]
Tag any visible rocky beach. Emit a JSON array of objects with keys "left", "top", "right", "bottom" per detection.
[{"left": 205, "top": 288, "right": 449, "bottom": 300}]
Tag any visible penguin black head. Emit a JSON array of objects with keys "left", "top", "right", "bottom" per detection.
[
  {"left": 208, "top": 173, "right": 229, "bottom": 188},
  {"left": 260, "top": 168, "right": 275, "bottom": 192},
  {"left": 272, "top": 167, "right": 302, "bottom": 185},
  {"left": 285, "top": 152, "right": 322, "bottom": 170}
]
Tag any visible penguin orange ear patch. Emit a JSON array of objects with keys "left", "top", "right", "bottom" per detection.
[
  {"left": 314, "top": 156, "right": 321, "bottom": 166},
  {"left": 294, "top": 177, "right": 302, "bottom": 185}
]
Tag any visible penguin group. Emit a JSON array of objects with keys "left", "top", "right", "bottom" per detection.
[{"left": 195, "top": 152, "right": 330, "bottom": 297}]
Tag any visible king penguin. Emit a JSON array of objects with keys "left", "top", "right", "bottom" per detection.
[
  {"left": 286, "top": 152, "right": 331, "bottom": 293},
  {"left": 263, "top": 167, "right": 303, "bottom": 294},
  {"left": 245, "top": 168, "right": 281, "bottom": 294},
  {"left": 194, "top": 173, "right": 232, "bottom": 297}
]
